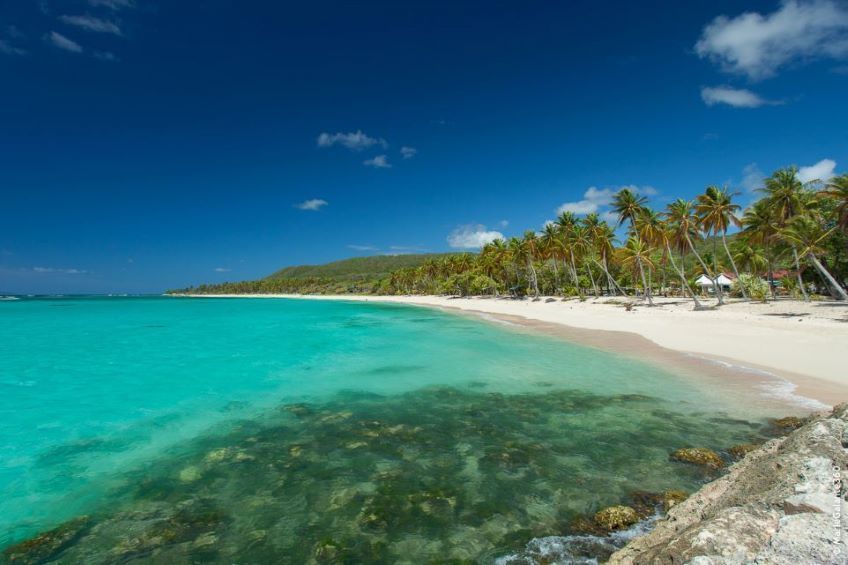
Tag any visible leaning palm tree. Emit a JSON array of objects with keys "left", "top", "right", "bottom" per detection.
[
  {"left": 761, "top": 167, "right": 815, "bottom": 301},
  {"left": 780, "top": 214, "right": 848, "bottom": 300},
  {"left": 696, "top": 185, "right": 748, "bottom": 300},
  {"left": 665, "top": 198, "right": 720, "bottom": 303},
  {"left": 654, "top": 216, "right": 703, "bottom": 308},
  {"left": 618, "top": 237, "right": 655, "bottom": 305}
]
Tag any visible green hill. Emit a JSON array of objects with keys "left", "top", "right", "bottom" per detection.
[
  {"left": 266, "top": 253, "right": 455, "bottom": 282},
  {"left": 170, "top": 253, "right": 460, "bottom": 295}
]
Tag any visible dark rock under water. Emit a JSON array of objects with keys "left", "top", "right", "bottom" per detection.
[{"left": 2, "top": 387, "right": 776, "bottom": 564}]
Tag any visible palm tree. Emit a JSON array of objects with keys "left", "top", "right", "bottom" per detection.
[
  {"left": 696, "top": 185, "right": 748, "bottom": 300},
  {"left": 634, "top": 208, "right": 666, "bottom": 300},
  {"left": 822, "top": 174, "right": 848, "bottom": 233},
  {"left": 554, "top": 212, "right": 581, "bottom": 293},
  {"left": 619, "top": 237, "right": 654, "bottom": 305},
  {"left": 653, "top": 214, "right": 702, "bottom": 308},
  {"left": 780, "top": 215, "right": 848, "bottom": 300},
  {"left": 539, "top": 223, "right": 563, "bottom": 290},
  {"left": 665, "top": 198, "right": 720, "bottom": 303},
  {"left": 612, "top": 188, "right": 648, "bottom": 233},
  {"left": 761, "top": 166, "right": 816, "bottom": 301},
  {"left": 571, "top": 224, "right": 598, "bottom": 296},
  {"left": 741, "top": 199, "right": 780, "bottom": 299},
  {"left": 612, "top": 188, "right": 652, "bottom": 303},
  {"left": 507, "top": 232, "right": 541, "bottom": 297},
  {"left": 584, "top": 213, "right": 625, "bottom": 296}
]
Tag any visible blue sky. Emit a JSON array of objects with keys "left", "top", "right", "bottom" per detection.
[{"left": 1, "top": 0, "right": 847, "bottom": 294}]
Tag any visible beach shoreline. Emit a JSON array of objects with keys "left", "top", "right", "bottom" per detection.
[{"left": 170, "top": 293, "right": 848, "bottom": 409}]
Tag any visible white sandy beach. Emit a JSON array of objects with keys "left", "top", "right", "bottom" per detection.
[{"left": 177, "top": 294, "right": 848, "bottom": 407}]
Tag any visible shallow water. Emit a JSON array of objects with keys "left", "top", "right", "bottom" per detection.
[{"left": 0, "top": 296, "right": 788, "bottom": 561}]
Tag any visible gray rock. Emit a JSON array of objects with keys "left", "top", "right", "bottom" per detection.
[{"left": 608, "top": 404, "right": 848, "bottom": 564}]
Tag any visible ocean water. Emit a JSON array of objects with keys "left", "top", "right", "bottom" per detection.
[{"left": 0, "top": 296, "right": 789, "bottom": 562}]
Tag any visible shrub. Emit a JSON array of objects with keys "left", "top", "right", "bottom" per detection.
[{"left": 732, "top": 273, "right": 769, "bottom": 302}]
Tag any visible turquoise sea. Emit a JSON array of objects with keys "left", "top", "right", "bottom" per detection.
[{"left": 0, "top": 296, "right": 791, "bottom": 562}]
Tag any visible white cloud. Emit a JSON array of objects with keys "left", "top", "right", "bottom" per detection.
[
  {"left": 59, "top": 15, "right": 122, "bottom": 35},
  {"left": 695, "top": 0, "right": 848, "bottom": 80},
  {"left": 700, "top": 86, "right": 775, "bottom": 108},
  {"left": 400, "top": 146, "right": 417, "bottom": 159},
  {"left": 499, "top": 219, "right": 509, "bottom": 228},
  {"left": 556, "top": 186, "right": 615, "bottom": 215},
  {"left": 741, "top": 162, "right": 765, "bottom": 192},
  {"left": 363, "top": 154, "right": 391, "bottom": 168},
  {"left": 33, "top": 266, "right": 87, "bottom": 274},
  {"left": 797, "top": 158, "right": 837, "bottom": 183},
  {"left": 88, "top": 0, "right": 134, "bottom": 9},
  {"left": 317, "top": 130, "right": 387, "bottom": 151},
  {"left": 46, "top": 31, "right": 83, "bottom": 53},
  {"left": 447, "top": 224, "right": 504, "bottom": 249},
  {"left": 295, "top": 198, "right": 328, "bottom": 211},
  {"left": 348, "top": 244, "right": 378, "bottom": 251},
  {"left": 214, "top": 267, "right": 231, "bottom": 273}
]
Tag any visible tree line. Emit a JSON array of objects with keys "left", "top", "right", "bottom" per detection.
[{"left": 380, "top": 167, "right": 848, "bottom": 305}]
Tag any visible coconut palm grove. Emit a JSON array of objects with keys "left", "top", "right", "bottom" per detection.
[{"left": 179, "top": 167, "right": 848, "bottom": 304}]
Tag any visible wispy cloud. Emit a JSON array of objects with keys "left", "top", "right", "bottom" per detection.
[
  {"left": 347, "top": 244, "right": 378, "bottom": 251},
  {"left": 400, "top": 146, "right": 417, "bottom": 159},
  {"left": 798, "top": 158, "right": 837, "bottom": 183},
  {"left": 317, "top": 130, "right": 387, "bottom": 151},
  {"left": 88, "top": 0, "right": 135, "bottom": 10},
  {"left": 0, "top": 39, "right": 26, "bottom": 56},
  {"left": 295, "top": 198, "right": 328, "bottom": 211},
  {"left": 94, "top": 50, "right": 118, "bottom": 61},
  {"left": 363, "top": 154, "right": 391, "bottom": 168},
  {"left": 447, "top": 225, "right": 504, "bottom": 249},
  {"left": 700, "top": 86, "right": 777, "bottom": 108},
  {"left": 46, "top": 31, "right": 83, "bottom": 53},
  {"left": 59, "top": 15, "right": 122, "bottom": 35},
  {"left": 33, "top": 266, "right": 88, "bottom": 274},
  {"left": 696, "top": 0, "right": 848, "bottom": 80},
  {"left": 214, "top": 267, "right": 231, "bottom": 273}
]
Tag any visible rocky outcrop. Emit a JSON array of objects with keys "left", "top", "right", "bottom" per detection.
[{"left": 609, "top": 404, "right": 848, "bottom": 564}]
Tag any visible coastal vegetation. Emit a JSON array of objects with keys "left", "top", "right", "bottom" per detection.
[{"left": 174, "top": 167, "right": 848, "bottom": 304}]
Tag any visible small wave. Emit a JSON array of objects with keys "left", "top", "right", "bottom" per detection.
[
  {"left": 475, "top": 312, "right": 519, "bottom": 326},
  {"left": 685, "top": 354, "right": 829, "bottom": 411},
  {"left": 495, "top": 512, "right": 661, "bottom": 564},
  {"left": 0, "top": 296, "right": 20, "bottom": 301}
]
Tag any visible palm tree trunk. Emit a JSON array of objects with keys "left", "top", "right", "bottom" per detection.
[
  {"left": 721, "top": 231, "right": 748, "bottom": 300},
  {"left": 527, "top": 258, "right": 539, "bottom": 297},
  {"left": 766, "top": 242, "right": 775, "bottom": 300},
  {"left": 601, "top": 254, "right": 617, "bottom": 296},
  {"left": 808, "top": 252, "right": 848, "bottom": 300},
  {"left": 636, "top": 257, "right": 654, "bottom": 305},
  {"left": 666, "top": 244, "right": 702, "bottom": 308},
  {"left": 569, "top": 251, "right": 582, "bottom": 297},
  {"left": 711, "top": 232, "right": 726, "bottom": 304},
  {"left": 791, "top": 246, "right": 810, "bottom": 302},
  {"left": 586, "top": 263, "right": 600, "bottom": 297},
  {"left": 593, "top": 258, "right": 627, "bottom": 297}
]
